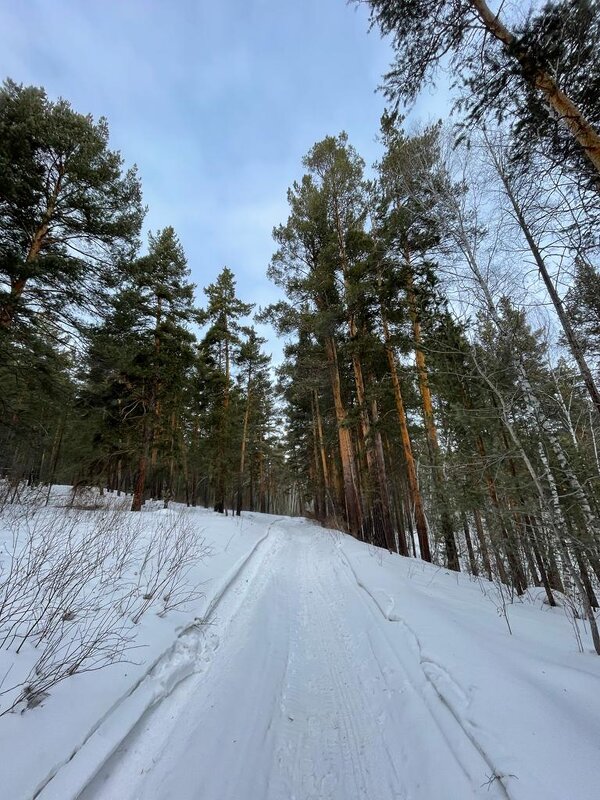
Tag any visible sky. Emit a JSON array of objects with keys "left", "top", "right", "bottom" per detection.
[{"left": 0, "top": 0, "right": 448, "bottom": 364}]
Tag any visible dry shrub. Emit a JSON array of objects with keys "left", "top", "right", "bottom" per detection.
[{"left": 0, "top": 499, "right": 207, "bottom": 715}]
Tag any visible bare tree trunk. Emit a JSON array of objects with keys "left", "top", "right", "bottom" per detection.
[
  {"left": 488, "top": 141, "right": 600, "bottom": 421},
  {"left": 131, "top": 424, "right": 151, "bottom": 512},
  {"left": 351, "top": 347, "right": 388, "bottom": 548},
  {"left": 383, "top": 433, "right": 409, "bottom": 556},
  {"left": 215, "top": 336, "right": 231, "bottom": 514},
  {"left": 476, "top": 432, "right": 527, "bottom": 593},
  {"left": 526, "top": 515, "right": 557, "bottom": 607},
  {"left": 536, "top": 443, "right": 600, "bottom": 654},
  {"left": 462, "top": 514, "right": 478, "bottom": 576},
  {"left": 324, "top": 335, "right": 363, "bottom": 538},
  {"left": 380, "top": 305, "right": 431, "bottom": 561},
  {"left": 258, "top": 447, "right": 267, "bottom": 514},
  {"left": 313, "top": 389, "right": 335, "bottom": 522},
  {"left": 473, "top": 342, "right": 600, "bottom": 652},
  {"left": 44, "top": 413, "right": 65, "bottom": 506},
  {"left": 236, "top": 378, "right": 252, "bottom": 516},
  {"left": 484, "top": 509, "right": 510, "bottom": 587},
  {"left": 370, "top": 394, "right": 397, "bottom": 552},
  {"left": 473, "top": 507, "right": 493, "bottom": 581},
  {"left": 405, "top": 263, "right": 459, "bottom": 569}
]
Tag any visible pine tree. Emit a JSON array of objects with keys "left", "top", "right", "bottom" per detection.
[
  {"left": 268, "top": 170, "right": 365, "bottom": 538},
  {"left": 374, "top": 120, "right": 455, "bottom": 564},
  {"left": 202, "top": 267, "right": 254, "bottom": 513},
  {"left": 565, "top": 259, "right": 600, "bottom": 365},
  {"left": 79, "top": 227, "right": 197, "bottom": 510},
  {"left": 360, "top": 1, "right": 600, "bottom": 184},
  {"left": 235, "top": 327, "right": 271, "bottom": 515},
  {"left": 0, "top": 79, "right": 143, "bottom": 332}
]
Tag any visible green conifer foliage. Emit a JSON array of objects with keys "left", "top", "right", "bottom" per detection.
[
  {"left": 0, "top": 79, "right": 144, "bottom": 332},
  {"left": 202, "top": 267, "right": 254, "bottom": 513}
]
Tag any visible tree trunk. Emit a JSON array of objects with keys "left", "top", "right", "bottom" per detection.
[
  {"left": 323, "top": 335, "right": 363, "bottom": 538},
  {"left": 0, "top": 167, "right": 64, "bottom": 329},
  {"left": 471, "top": 0, "right": 600, "bottom": 176},
  {"left": 454, "top": 214, "right": 600, "bottom": 596},
  {"left": 383, "top": 432, "right": 409, "bottom": 555},
  {"left": 313, "top": 390, "right": 333, "bottom": 521},
  {"left": 488, "top": 142, "right": 600, "bottom": 422},
  {"left": 370, "top": 394, "right": 398, "bottom": 553},
  {"left": 215, "top": 335, "right": 230, "bottom": 514},
  {"left": 473, "top": 345, "right": 600, "bottom": 653},
  {"left": 536, "top": 443, "right": 600, "bottom": 654},
  {"left": 473, "top": 507, "right": 493, "bottom": 581},
  {"left": 44, "top": 413, "right": 65, "bottom": 506},
  {"left": 333, "top": 197, "right": 394, "bottom": 550},
  {"left": 462, "top": 514, "right": 479, "bottom": 576},
  {"left": 405, "top": 263, "right": 459, "bottom": 569},
  {"left": 131, "top": 425, "right": 151, "bottom": 512},
  {"left": 348, "top": 337, "right": 394, "bottom": 550},
  {"left": 380, "top": 305, "right": 431, "bottom": 561},
  {"left": 236, "top": 376, "right": 252, "bottom": 516},
  {"left": 258, "top": 447, "right": 267, "bottom": 514},
  {"left": 526, "top": 515, "right": 557, "bottom": 607}
]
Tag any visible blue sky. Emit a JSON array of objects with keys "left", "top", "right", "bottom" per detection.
[{"left": 0, "top": 0, "right": 447, "bottom": 363}]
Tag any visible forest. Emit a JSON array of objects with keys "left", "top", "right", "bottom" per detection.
[{"left": 2, "top": 0, "right": 600, "bottom": 658}]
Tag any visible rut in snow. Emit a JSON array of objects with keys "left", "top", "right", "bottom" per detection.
[{"left": 71, "top": 520, "right": 510, "bottom": 800}]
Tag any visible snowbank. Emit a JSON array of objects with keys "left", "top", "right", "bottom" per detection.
[{"left": 339, "top": 535, "right": 600, "bottom": 800}]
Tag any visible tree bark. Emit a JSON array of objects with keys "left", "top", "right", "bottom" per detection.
[
  {"left": 333, "top": 197, "right": 394, "bottom": 550},
  {"left": 475, "top": 432, "right": 527, "bottom": 593},
  {"left": 405, "top": 264, "right": 459, "bottom": 569},
  {"left": 462, "top": 514, "right": 479, "bottom": 576},
  {"left": 0, "top": 165, "right": 64, "bottom": 329},
  {"left": 473, "top": 508, "right": 493, "bottom": 580},
  {"left": 236, "top": 373, "right": 252, "bottom": 516},
  {"left": 313, "top": 389, "right": 334, "bottom": 522},
  {"left": 215, "top": 330, "right": 230, "bottom": 514},
  {"left": 323, "top": 335, "right": 363, "bottom": 538},
  {"left": 131, "top": 423, "right": 151, "bottom": 512},
  {"left": 370, "top": 394, "right": 398, "bottom": 552},
  {"left": 380, "top": 304, "right": 431, "bottom": 560},
  {"left": 471, "top": 0, "right": 600, "bottom": 176}
]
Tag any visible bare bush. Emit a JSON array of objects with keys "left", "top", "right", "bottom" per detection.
[
  {"left": 132, "top": 515, "right": 207, "bottom": 624},
  {"left": 1, "top": 592, "right": 140, "bottom": 714},
  {"left": 66, "top": 484, "right": 106, "bottom": 510},
  {"left": 0, "top": 479, "right": 50, "bottom": 514},
  {"left": 0, "top": 505, "right": 142, "bottom": 652},
  {"left": 0, "top": 500, "right": 207, "bottom": 716}
]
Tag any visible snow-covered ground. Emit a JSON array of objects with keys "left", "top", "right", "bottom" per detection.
[{"left": 1, "top": 495, "right": 599, "bottom": 799}]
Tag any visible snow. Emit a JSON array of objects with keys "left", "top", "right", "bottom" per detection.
[
  {"left": 0, "top": 491, "right": 275, "bottom": 799},
  {"left": 339, "top": 535, "right": 600, "bottom": 800},
  {"left": 1, "top": 498, "right": 600, "bottom": 800}
]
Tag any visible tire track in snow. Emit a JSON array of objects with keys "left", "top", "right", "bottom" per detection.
[
  {"left": 45, "top": 518, "right": 513, "bottom": 800},
  {"left": 78, "top": 524, "right": 290, "bottom": 800},
  {"left": 336, "top": 543, "right": 513, "bottom": 799},
  {"left": 35, "top": 518, "right": 286, "bottom": 800},
  {"left": 266, "top": 530, "right": 406, "bottom": 800}
]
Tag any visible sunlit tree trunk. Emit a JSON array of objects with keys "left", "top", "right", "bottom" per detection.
[
  {"left": 380, "top": 303, "right": 431, "bottom": 561},
  {"left": 405, "top": 262, "right": 459, "bottom": 569},
  {"left": 323, "top": 336, "right": 363, "bottom": 538},
  {"left": 471, "top": 0, "right": 600, "bottom": 177}
]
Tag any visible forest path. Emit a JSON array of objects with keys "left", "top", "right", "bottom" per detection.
[{"left": 78, "top": 518, "right": 507, "bottom": 800}]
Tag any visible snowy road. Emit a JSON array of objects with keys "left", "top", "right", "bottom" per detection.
[{"left": 76, "top": 519, "right": 510, "bottom": 800}]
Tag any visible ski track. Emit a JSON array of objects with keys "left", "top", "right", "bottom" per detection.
[{"left": 61, "top": 520, "right": 510, "bottom": 800}]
